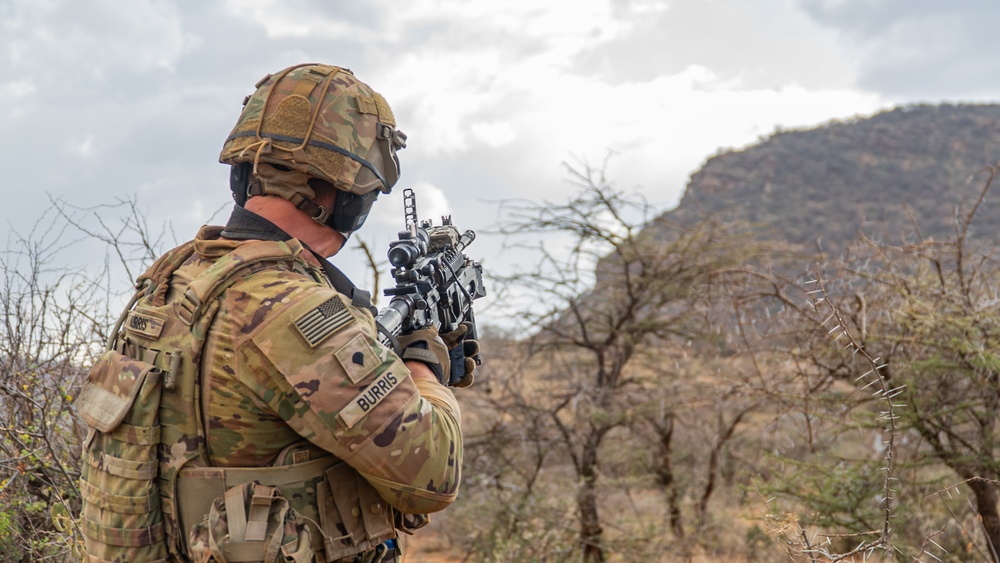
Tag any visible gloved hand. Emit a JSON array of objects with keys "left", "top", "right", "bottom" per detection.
[
  {"left": 397, "top": 327, "right": 450, "bottom": 385},
  {"left": 397, "top": 324, "right": 480, "bottom": 387},
  {"left": 440, "top": 322, "right": 480, "bottom": 388}
]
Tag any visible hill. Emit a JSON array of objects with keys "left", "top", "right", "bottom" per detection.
[{"left": 657, "top": 103, "right": 1000, "bottom": 253}]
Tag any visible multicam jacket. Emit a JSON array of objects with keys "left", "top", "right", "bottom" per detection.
[
  {"left": 186, "top": 226, "right": 462, "bottom": 505},
  {"left": 78, "top": 219, "right": 462, "bottom": 562}
]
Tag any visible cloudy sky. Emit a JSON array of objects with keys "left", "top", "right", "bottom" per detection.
[{"left": 2, "top": 0, "right": 1000, "bottom": 324}]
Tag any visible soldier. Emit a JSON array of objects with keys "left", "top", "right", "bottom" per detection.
[{"left": 76, "top": 64, "right": 473, "bottom": 562}]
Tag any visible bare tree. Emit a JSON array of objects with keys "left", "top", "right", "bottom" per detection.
[
  {"left": 0, "top": 199, "right": 166, "bottom": 561},
  {"left": 351, "top": 237, "right": 385, "bottom": 307},
  {"left": 496, "top": 161, "right": 763, "bottom": 561},
  {"left": 0, "top": 212, "right": 106, "bottom": 559}
]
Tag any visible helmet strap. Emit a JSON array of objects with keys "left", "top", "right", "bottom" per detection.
[
  {"left": 226, "top": 131, "right": 392, "bottom": 192},
  {"left": 247, "top": 177, "right": 378, "bottom": 237},
  {"left": 229, "top": 163, "right": 253, "bottom": 207},
  {"left": 326, "top": 190, "right": 379, "bottom": 234}
]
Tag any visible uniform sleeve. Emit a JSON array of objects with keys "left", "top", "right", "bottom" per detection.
[{"left": 244, "top": 286, "right": 463, "bottom": 514}]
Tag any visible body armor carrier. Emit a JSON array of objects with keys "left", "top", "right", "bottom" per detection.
[{"left": 78, "top": 234, "right": 398, "bottom": 562}]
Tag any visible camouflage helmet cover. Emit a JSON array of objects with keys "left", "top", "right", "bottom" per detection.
[{"left": 220, "top": 64, "right": 407, "bottom": 196}]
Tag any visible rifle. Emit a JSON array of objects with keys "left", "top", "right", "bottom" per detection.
[{"left": 376, "top": 188, "right": 486, "bottom": 383}]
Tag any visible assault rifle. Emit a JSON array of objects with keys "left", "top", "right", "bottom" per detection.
[{"left": 376, "top": 188, "right": 486, "bottom": 383}]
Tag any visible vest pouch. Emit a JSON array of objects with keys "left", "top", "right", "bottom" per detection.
[
  {"left": 176, "top": 456, "right": 338, "bottom": 558},
  {"left": 317, "top": 463, "right": 396, "bottom": 561},
  {"left": 188, "top": 481, "right": 312, "bottom": 563},
  {"left": 78, "top": 349, "right": 168, "bottom": 562}
]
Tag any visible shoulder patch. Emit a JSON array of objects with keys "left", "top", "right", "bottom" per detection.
[
  {"left": 293, "top": 294, "right": 353, "bottom": 348},
  {"left": 335, "top": 333, "right": 380, "bottom": 384}
]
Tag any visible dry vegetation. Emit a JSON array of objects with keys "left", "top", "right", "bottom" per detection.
[
  {"left": 4, "top": 156, "right": 1000, "bottom": 562},
  {"left": 404, "top": 161, "right": 1000, "bottom": 562}
]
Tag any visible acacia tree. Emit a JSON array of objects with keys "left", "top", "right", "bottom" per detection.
[
  {"left": 756, "top": 166, "right": 1000, "bottom": 561},
  {"left": 498, "top": 162, "right": 764, "bottom": 561}
]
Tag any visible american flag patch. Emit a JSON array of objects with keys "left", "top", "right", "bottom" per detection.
[{"left": 293, "top": 296, "right": 353, "bottom": 347}]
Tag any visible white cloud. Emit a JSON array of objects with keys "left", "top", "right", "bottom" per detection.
[
  {"left": 371, "top": 181, "right": 452, "bottom": 231},
  {"left": 385, "top": 50, "right": 886, "bottom": 207},
  {"left": 374, "top": 50, "right": 511, "bottom": 156},
  {"left": 2, "top": 0, "right": 195, "bottom": 81},
  {"left": 2, "top": 80, "right": 35, "bottom": 97},
  {"left": 221, "top": 0, "right": 368, "bottom": 40},
  {"left": 410, "top": 181, "right": 453, "bottom": 225},
  {"left": 469, "top": 121, "right": 516, "bottom": 148},
  {"left": 70, "top": 134, "right": 97, "bottom": 158},
  {"left": 607, "top": 77, "right": 879, "bottom": 206},
  {"left": 0, "top": 79, "right": 36, "bottom": 118},
  {"left": 793, "top": 0, "right": 1000, "bottom": 99},
  {"left": 350, "top": 0, "right": 880, "bottom": 214},
  {"left": 225, "top": 0, "right": 643, "bottom": 50}
]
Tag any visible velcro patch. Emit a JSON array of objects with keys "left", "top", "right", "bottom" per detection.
[
  {"left": 125, "top": 310, "right": 166, "bottom": 340},
  {"left": 335, "top": 334, "right": 379, "bottom": 384},
  {"left": 339, "top": 370, "right": 402, "bottom": 429},
  {"left": 356, "top": 95, "right": 378, "bottom": 115},
  {"left": 293, "top": 295, "right": 353, "bottom": 348}
]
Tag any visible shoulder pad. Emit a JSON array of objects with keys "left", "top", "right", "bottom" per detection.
[{"left": 178, "top": 239, "right": 306, "bottom": 325}]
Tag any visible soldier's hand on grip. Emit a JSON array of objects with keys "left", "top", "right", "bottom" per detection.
[
  {"left": 397, "top": 327, "right": 451, "bottom": 385},
  {"left": 441, "top": 322, "right": 478, "bottom": 388}
]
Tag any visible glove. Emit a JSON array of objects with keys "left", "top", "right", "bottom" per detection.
[
  {"left": 440, "top": 322, "right": 480, "bottom": 388},
  {"left": 397, "top": 327, "right": 451, "bottom": 385}
]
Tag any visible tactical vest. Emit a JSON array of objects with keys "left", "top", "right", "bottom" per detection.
[{"left": 77, "top": 235, "right": 399, "bottom": 562}]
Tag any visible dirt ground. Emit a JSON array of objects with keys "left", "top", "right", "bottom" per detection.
[{"left": 401, "top": 529, "right": 462, "bottom": 562}]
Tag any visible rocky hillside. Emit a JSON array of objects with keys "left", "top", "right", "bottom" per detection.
[{"left": 658, "top": 104, "right": 1000, "bottom": 253}]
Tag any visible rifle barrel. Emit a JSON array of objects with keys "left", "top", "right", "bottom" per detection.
[
  {"left": 376, "top": 298, "right": 411, "bottom": 346},
  {"left": 457, "top": 230, "right": 475, "bottom": 252}
]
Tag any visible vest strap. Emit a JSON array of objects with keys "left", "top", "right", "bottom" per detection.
[
  {"left": 246, "top": 485, "right": 277, "bottom": 541},
  {"left": 111, "top": 422, "right": 161, "bottom": 446},
  {"left": 225, "top": 484, "right": 250, "bottom": 542},
  {"left": 178, "top": 455, "right": 338, "bottom": 486},
  {"left": 86, "top": 451, "right": 158, "bottom": 480},
  {"left": 85, "top": 554, "right": 169, "bottom": 563},
  {"left": 225, "top": 541, "right": 270, "bottom": 562},
  {"left": 80, "top": 479, "right": 159, "bottom": 514},
  {"left": 80, "top": 518, "right": 165, "bottom": 547}
]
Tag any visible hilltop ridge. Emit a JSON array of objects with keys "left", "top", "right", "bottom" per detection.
[{"left": 657, "top": 103, "right": 1000, "bottom": 252}]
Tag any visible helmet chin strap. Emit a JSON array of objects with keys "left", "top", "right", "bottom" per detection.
[
  {"left": 296, "top": 197, "right": 353, "bottom": 239},
  {"left": 229, "top": 162, "right": 253, "bottom": 207},
  {"left": 243, "top": 169, "right": 377, "bottom": 238}
]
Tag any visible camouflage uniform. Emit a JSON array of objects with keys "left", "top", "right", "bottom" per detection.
[
  {"left": 79, "top": 221, "right": 462, "bottom": 562},
  {"left": 78, "top": 63, "right": 454, "bottom": 563},
  {"left": 186, "top": 225, "right": 462, "bottom": 504}
]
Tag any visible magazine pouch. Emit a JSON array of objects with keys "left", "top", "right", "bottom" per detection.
[
  {"left": 78, "top": 349, "right": 168, "bottom": 562},
  {"left": 316, "top": 463, "right": 396, "bottom": 561}
]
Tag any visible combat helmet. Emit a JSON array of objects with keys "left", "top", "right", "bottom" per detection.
[{"left": 220, "top": 63, "right": 407, "bottom": 234}]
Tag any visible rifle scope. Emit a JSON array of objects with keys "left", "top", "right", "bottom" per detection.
[{"left": 387, "top": 229, "right": 429, "bottom": 268}]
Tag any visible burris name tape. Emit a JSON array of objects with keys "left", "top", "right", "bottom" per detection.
[{"left": 338, "top": 370, "right": 402, "bottom": 429}]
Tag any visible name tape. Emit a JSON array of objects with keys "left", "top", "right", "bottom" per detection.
[{"left": 338, "top": 370, "right": 402, "bottom": 429}]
